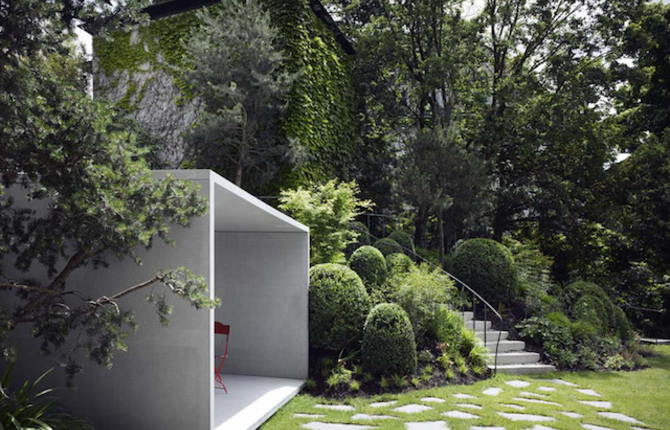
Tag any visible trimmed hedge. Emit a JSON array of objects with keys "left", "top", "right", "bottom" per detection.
[
  {"left": 447, "top": 238, "right": 517, "bottom": 309},
  {"left": 349, "top": 246, "right": 387, "bottom": 291},
  {"left": 388, "top": 231, "right": 415, "bottom": 257},
  {"left": 361, "top": 303, "right": 417, "bottom": 375},
  {"left": 309, "top": 264, "right": 371, "bottom": 350},
  {"left": 386, "top": 253, "right": 415, "bottom": 277},
  {"left": 373, "top": 238, "right": 403, "bottom": 256},
  {"left": 613, "top": 306, "right": 633, "bottom": 342}
]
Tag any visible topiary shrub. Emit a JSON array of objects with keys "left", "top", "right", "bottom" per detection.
[
  {"left": 349, "top": 246, "right": 387, "bottom": 292},
  {"left": 447, "top": 238, "right": 518, "bottom": 309},
  {"left": 388, "top": 231, "right": 415, "bottom": 257},
  {"left": 386, "top": 253, "right": 415, "bottom": 277},
  {"left": 345, "top": 221, "right": 371, "bottom": 257},
  {"left": 309, "top": 264, "right": 371, "bottom": 350},
  {"left": 373, "top": 238, "right": 403, "bottom": 256},
  {"left": 572, "top": 294, "right": 610, "bottom": 333},
  {"left": 361, "top": 303, "right": 417, "bottom": 375},
  {"left": 613, "top": 306, "right": 633, "bottom": 342},
  {"left": 565, "top": 281, "right": 615, "bottom": 329}
]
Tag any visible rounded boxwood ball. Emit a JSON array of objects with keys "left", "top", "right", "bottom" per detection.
[
  {"left": 373, "top": 238, "right": 403, "bottom": 257},
  {"left": 349, "top": 245, "right": 387, "bottom": 290},
  {"left": 565, "top": 281, "right": 615, "bottom": 328},
  {"left": 309, "top": 264, "right": 371, "bottom": 351},
  {"left": 386, "top": 253, "right": 415, "bottom": 276},
  {"left": 388, "top": 231, "right": 415, "bottom": 256},
  {"left": 447, "top": 238, "right": 517, "bottom": 309},
  {"left": 362, "top": 303, "right": 417, "bottom": 376}
]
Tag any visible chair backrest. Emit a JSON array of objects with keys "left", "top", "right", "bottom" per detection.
[{"left": 215, "top": 322, "right": 230, "bottom": 336}]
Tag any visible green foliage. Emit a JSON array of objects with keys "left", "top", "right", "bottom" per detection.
[
  {"left": 279, "top": 180, "right": 372, "bottom": 265},
  {"left": 613, "top": 306, "right": 633, "bottom": 343},
  {"left": 348, "top": 246, "right": 387, "bottom": 295},
  {"left": 179, "top": 0, "right": 297, "bottom": 190},
  {"left": 308, "top": 264, "right": 371, "bottom": 351},
  {"left": 387, "top": 231, "right": 415, "bottom": 256},
  {"left": 0, "top": 366, "right": 94, "bottom": 430},
  {"left": 385, "top": 253, "right": 415, "bottom": 277},
  {"left": 432, "top": 307, "right": 463, "bottom": 348},
  {"left": 326, "top": 365, "right": 352, "bottom": 388},
  {"left": 373, "top": 238, "right": 403, "bottom": 257},
  {"left": 345, "top": 221, "right": 370, "bottom": 257},
  {"left": 0, "top": 8, "right": 218, "bottom": 377},
  {"left": 448, "top": 239, "right": 518, "bottom": 309},
  {"left": 389, "top": 264, "right": 455, "bottom": 342},
  {"left": 564, "top": 281, "right": 615, "bottom": 331},
  {"left": 517, "top": 315, "right": 577, "bottom": 368},
  {"left": 361, "top": 303, "right": 417, "bottom": 376}
]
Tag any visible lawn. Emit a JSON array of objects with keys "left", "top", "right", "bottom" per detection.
[{"left": 260, "top": 345, "right": 670, "bottom": 430}]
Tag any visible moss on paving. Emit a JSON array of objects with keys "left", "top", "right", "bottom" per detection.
[{"left": 260, "top": 345, "right": 670, "bottom": 430}]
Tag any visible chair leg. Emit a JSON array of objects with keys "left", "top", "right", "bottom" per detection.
[{"left": 214, "top": 361, "right": 228, "bottom": 393}]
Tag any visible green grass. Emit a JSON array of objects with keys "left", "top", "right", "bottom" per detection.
[{"left": 261, "top": 345, "right": 670, "bottom": 430}]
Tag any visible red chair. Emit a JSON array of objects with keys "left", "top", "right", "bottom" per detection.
[{"left": 214, "top": 322, "right": 230, "bottom": 393}]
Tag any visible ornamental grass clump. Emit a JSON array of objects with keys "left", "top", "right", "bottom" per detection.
[
  {"left": 308, "top": 264, "right": 371, "bottom": 351},
  {"left": 361, "top": 303, "right": 417, "bottom": 375}
]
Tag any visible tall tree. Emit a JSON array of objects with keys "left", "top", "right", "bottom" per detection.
[
  {"left": 1, "top": 0, "right": 218, "bottom": 385},
  {"left": 180, "top": 0, "right": 296, "bottom": 191}
]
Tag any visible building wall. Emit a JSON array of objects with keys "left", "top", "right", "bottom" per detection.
[
  {"left": 92, "top": 0, "right": 356, "bottom": 187},
  {"left": 214, "top": 231, "right": 309, "bottom": 380},
  {"left": 0, "top": 179, "right": 214, "bottom": 430}
]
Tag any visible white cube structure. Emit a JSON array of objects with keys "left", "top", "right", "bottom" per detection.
[{"left": 1, "top": 170, "right": 309, "bottom": 430}]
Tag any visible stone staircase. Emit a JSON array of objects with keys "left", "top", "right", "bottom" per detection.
[{"left": 461, "top": 311, "right": 556, "bottom": 375}]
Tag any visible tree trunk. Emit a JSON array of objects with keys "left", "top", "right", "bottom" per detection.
[
  {"left": 414, "top": 205, "right": 428, "bottom": 250},
  {"left": 437, "top": 209, "right": 445, "bottom": 268},
  {"left": 493, "top": 201, "right": 506, "bottom": 242}
]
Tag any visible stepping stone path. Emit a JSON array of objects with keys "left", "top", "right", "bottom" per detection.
[
  {"left": 453, "top": 393, "right": 476, "bottom": 399},
  {"left": 506, "top": 380, "right": 531, "bottom": 388},
  {"left": 512, "top": 397, "right": 563, "bottom": 407},
  {"left": 497, "top": 412, "right": 556, "bottom": 422},
  {"left": 352, "top": 414, "right": 395, "bottom": 420},
  {"left": 394, "top": 404, "right": 433, "bottom": 414},
  {"left": 576, "top": 389, "right": 601, "bottom": 397},
  {"left": 421, "top": 397, "right": 445, "bottom": 403},
  {"left": 293, "top": 378, "right": 647, "bottom": 430},
  {"left": 405, "top": 422, "right": 448, "bottom": 430},
  {"left": 315, "top": 404, "right": 356, "bottom": 411},
  {"left": 597, "top": 412, "right": 644, "bottom": 424},
  {"left": 369, "top": 401, "right": 397, "bottom": 408},
  {"left": 302, "top": 423, "right": 376, "bottom": 430},
  {"left": 442, "top": 410, "right": 480, "bottom": 419},
  {"left": 578, "top": 401, "right": 612, "bottom": 409},
  {"left": 456, "top": 403, "right": 483, "bottom": 410}
]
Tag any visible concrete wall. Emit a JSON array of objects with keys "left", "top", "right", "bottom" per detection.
[
  {"left": 1, "top": 179, "right": 215, "bottom": 430},
  {"left": 214, "top": 232, "right": 309, "bottom": 380}
]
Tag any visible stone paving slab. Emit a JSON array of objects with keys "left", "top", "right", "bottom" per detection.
[
  {"left": 519, "top": 391, "right": 547, "bottom": 398},
  {"left": 536, "top": 387, "right": 557, "bottom": 392},
  {"left": 295, "top": 413, "right": 327, "bottom": 418},
  {"left": 581, "top": 424, "right": 614, "bottom": 430},
  {"left": 524, "top": 426, "right": 557, "bottom": 430},
  {"left": 505, "top": 380, "right": 531, "bottom": 388},
  {"left": 576, "top": 389, "right": 601, "bottom": 397},
  {"left": 497, "top": 412, "right": 556, "bottom": 422},
  {"left": 597, "top": 412, "right": 644, "bottom": 424},
  {"left": 537, "top": 379, "right": 578, "bottom": 387},
  {"left": 471, "top": 427, "right": 506, "bottom": 430},
  {"left": 500, "top": 403, "right": 526, "bottom": 410},
  {"left": 578, "top": 401, "right": 612, "bottom": 409},
  {"left": 421, "top": 397, "right": 446, "bottom": 403},
  {"left": 352, "top": 414, "right": 396, "bottom": 420},
  {"left": 316, "top": 404, "right": 356, "bottom": 411},
  {"left": 302, "top": 423, "right": 377, "bottom": 430},
  {"left": 405, "top": 421, "right": 449, "bottom": 430},
  {"left": 453, "top": 393, "right": 477, "bottom": 399},
  {"left": 513, "top": 397, "right": 563, "bottom": 407},
  {"left": 456, "top": 403, "right": 483, "bottom": 410},
  {"left": 560, "top": 412, "right": 583, "bottom": 419},
  {"left": 394, "top": 404, "right": 433, "bottom": 414},
  {"left": 369, "top": 401, "right": 397, "bottom": 408},
  {"left": 483, "top": 387, "right": 503, "bottom": 396},
  {"left": 442, "top": 410, "right": 480, "bottom": 419}
]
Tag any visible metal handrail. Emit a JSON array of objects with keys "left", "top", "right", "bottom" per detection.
[{"left": 362, "top": 231, "right": 504, "bottom": 374}]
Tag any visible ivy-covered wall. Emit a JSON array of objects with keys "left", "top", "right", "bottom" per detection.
[{"left": 93, "top": 0, "right": 356, "bottom": 187}]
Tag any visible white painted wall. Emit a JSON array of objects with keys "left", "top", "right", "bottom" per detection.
[{"left": 214, "top": 232, "right": 309, "bottom": 380}]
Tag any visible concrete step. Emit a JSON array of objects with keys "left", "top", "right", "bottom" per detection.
[
  {"left": 489, "top": 363, "right": 557, "bottom": 375},
  {"left": 475, "top": 330, "right": 509, "bottom": 341},
  {"left": 485, "top": 340, "right": 526, "bottom": 352},
  {"left": 492, "top": 351, "right": 541, "bottom": 365},
  {"left": 458, "top": 311, "right": 474, "bottom": 321},
  {"left": 465, "top": 320, "right": 492, "bottom": 330}
]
